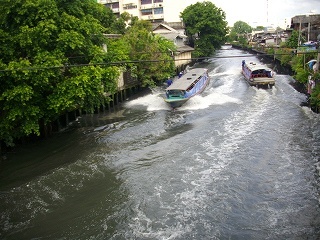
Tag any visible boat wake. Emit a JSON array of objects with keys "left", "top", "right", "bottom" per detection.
[
  {"left": 179, "top": 92, "right": 240, "bottom": 110},
  {"left": 124, "top": 90, "right": 171, "bottom": 111},
  {"left": 124, "top": 87, "right": 241, "bottom": 112},
  {"left": 125, "top": 67, "right": 242, "bottom": 112}
]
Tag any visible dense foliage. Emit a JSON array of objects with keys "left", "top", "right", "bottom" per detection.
[
  {"left": 229, "top": 18, "right": 320, "bottom": 112},
  {"left": 0, "top": 0, "right": 122, "bottom": 146},
  {"left": 227, "top": 21, "right": 252, "bottom": 46},
  {"left": 285, "top": 30, "right": 300, "bottom": 49},
  {"left": 0, "top": 0, "right": 175, "bottom": 147},
  {"left": 231, "top": 21, "right": 252, "bottom": 35},
  {"left": 180, "top": 1, "right": 228, "bottom": 58},
  {"left": 123, "top": 21, "right": 176, "bottom": 86},
  {"left": 273, "top": 43, "right": 319, "bottom": 111},
  {"left": 310, "top": 72, "right": 320, "bottom": 112}
]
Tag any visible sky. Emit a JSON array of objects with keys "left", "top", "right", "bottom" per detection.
[{"left": 178, "top": 0, "right": 320, "bottom": 28}]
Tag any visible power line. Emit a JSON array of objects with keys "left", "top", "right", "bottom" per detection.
[{"left": 0, "top": 51, "right": 317, "bottom": 73}]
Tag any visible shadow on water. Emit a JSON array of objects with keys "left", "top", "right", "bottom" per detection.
[
  {"left": 0, "top": 88, "right": 154, "bottom": 191},
  {"left": 0, "top": 129, "right": 88, "bottom": 191},
  {"left": 0, "top": 108, "right": 130, "bottom": 191},
  {"left": 0, "top": 109, "right": 131, "bottom": 238}
]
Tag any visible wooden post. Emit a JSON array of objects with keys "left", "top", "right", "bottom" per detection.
[
  {"left": 120, "top": 89, "right": 123, "bottom": 102},
  {"left": 108, "top": 101, "right": 111, "bottom": 113}
]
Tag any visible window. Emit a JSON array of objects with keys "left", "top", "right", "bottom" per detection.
[
  {"left": 111, "top": 2, "right": 119, "bottom": 8},
  {"left": 153, "top": 7, "right": 163, "bottom": 14},
  {"left": 141, "top": 0, "right": 152, "bottom": 4},
  {"left": 124, "top": 4, "right": 137, "bottom": 9},
  {"left": 103, "top": 3, "right": 119, "bottom": 9},
  {"left": 141, "top": 9, "right": 152, "bottom": 15}
]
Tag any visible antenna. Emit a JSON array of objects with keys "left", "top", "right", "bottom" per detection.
[{"left": 267, "top": 0, "right": 269, "bottom": 24}]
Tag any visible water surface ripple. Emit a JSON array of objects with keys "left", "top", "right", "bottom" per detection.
[{"left": 1, "top": 47, "right": 319, "bottom": 239}]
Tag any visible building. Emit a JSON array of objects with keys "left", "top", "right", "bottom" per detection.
[
  {"left": 96, "top": 0, "right": 184, "bottom": 23},
  {"left": 291, "top": 14, "right": 320, "bottom": 43},
  {"left": 250, "top": 27, "right": 288, "bottom": 47},
  {"left": 152, "top": 23, "right": 194, "bottom": 70},
  {"left": 98, "top": 0, "right": 194, "bottom": 71}
]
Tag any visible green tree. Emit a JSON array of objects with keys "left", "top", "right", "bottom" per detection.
[
  {"left": 254, "top": 26, "right": 264, "bottom": 31},
  {"left": 0, "top": 0, "right": 119, "bottom": 146},
  {"left": 310, "top": 72, "right": 320, "bottom": 112},
  {"left": 228, "top": 21, "right": 252, "bottom": 44},
  {"left": 180, "top": 1, "right": 228, "bottom": 58},
  {"left": 111, "top": 12, "right": 131, "bottom": 34},
  {"left": 232, "top": 21, "right": 252, "bottom": 35},
  {"left": 286, "top": 30, "right": 299, "bottom": 48},
  {"left": 123, "top": 20, "right": 175, "bottom": 86}
]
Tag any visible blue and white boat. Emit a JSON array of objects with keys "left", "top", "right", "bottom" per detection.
[
  {"left": 164, "top": 68, "right": 209, "bottom": 108},
  {"left": 242, "top": 60, "right": 275, "bottom": 88}
]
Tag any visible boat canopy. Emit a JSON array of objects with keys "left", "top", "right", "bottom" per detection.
[
  {"left": 166, "top": 68, "right": 208, "bottom": 91},
  {"left": 246, "top": 62, "right": 272, "bottom": 72}
]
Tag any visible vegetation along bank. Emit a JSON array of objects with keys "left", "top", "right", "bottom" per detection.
[
  {"left": 229, "top": 21, "right": 320, "bottom": 113},
  {"left": 0, "top": 1, "right": 227, "bottom": 152},
  {"left": 3, "top": 0, "right": 318, "bottom": 154}
]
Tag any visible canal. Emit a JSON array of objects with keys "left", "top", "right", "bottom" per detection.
[{"left": 1, "top": 47, "right": 320, "bottom": 239}]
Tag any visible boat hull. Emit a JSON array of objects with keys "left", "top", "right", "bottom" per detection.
[
  {"left": 242, "top": 71, "right": 275, "bottom": 88},
  {"left": 164, "top": 68, "right": 209, "bottom": 109},
  {"left": 164, "top": 98, "right": 189, "bottom": 108}
]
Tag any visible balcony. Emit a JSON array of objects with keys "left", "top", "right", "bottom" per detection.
[
  {"left": 141, "top": 15, "right": 153, "bottom": 20},
  {"left": 140, "top": 4, "right": 153, "bottom": 9},
  {"left": 123, "top": 4, "right": 137, "bottom": 10},
  {"left": 112, "top": 8, "right": 120, "bottom": 13},
  {"left": 98, "top": 0, "right": 119, "bottom": 3},
  {"left": 153, "top": 14, "right": 164, "bottom": 20},
  {"left": 153, "top": 3, "right": 163, "bottom": 7}
]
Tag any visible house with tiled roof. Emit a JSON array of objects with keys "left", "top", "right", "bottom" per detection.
[{"left": 153, "top": 23, "right": 194, "bottom": 71}]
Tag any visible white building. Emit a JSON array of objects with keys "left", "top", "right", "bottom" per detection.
[
  {"left": 97, "top": 0, "right": 186, "bottom": 23},
  {"left": 97, "top": 0, "right": 194, "bottom": 70}
]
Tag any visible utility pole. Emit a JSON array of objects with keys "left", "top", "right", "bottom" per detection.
[
  {"left": 298, "top": 17, "right": 302, "bottom": 47},
  {"left": 267, "top": 0, "right": 269, "bottom": 24},
  {"left": 317, "top": 34, "right": 320, "bottom": 72}
]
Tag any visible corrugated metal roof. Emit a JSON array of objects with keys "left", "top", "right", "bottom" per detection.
[
  {"left": 246, "top": 62, "right": 272, "bottom": 72},
  {"left": 177, "top": 45, "right": 194, "bottom": 53},
  {"left": 166, "top": 68, "right": 208, "bottom": 91}
]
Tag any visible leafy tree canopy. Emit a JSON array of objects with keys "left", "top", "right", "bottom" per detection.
[
  {"left": 231, "top": 21, "right": 252, "bottom": 35},
  {"left": 123, "top": 20, "right": 176, "bottom": 86},
  {"left": 111, "top": 12, "right": 131, "bottom": 34},
  {"left": 227, "top": 21, "right": 252, "bottom": 44},
  {"left": 285, "top": 30, "right": 299, "bottom": 48},
  {"left": 254, "top": 26, "right": 265, "bottom": 31},
  {"left": 180, "top": 1, "right": 228, "bottom": 57},
  {"left": 0, "top": 0, "right": 120, "bottom": 146}
]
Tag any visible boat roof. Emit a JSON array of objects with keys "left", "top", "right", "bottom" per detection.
[
  {"left": 166, "top": 68, "right": 208, "bottom": 91},
  {"left": 246, "top": 62, "right": 272, "bottom": 72}
]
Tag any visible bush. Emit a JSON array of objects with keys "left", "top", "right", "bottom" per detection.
[{"left": 310, "top": 84, "right": 320, "bottom": 112}]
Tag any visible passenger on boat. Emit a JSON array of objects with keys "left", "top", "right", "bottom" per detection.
[
  {"left": 178, "top": 71, "right": 183, "bottom": 78},
  {"left": 166, "top": 77, "right": 173, "bottom": 86},
  {"left": 267, "top": 71, "right": 272, "bottom": 78}
]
